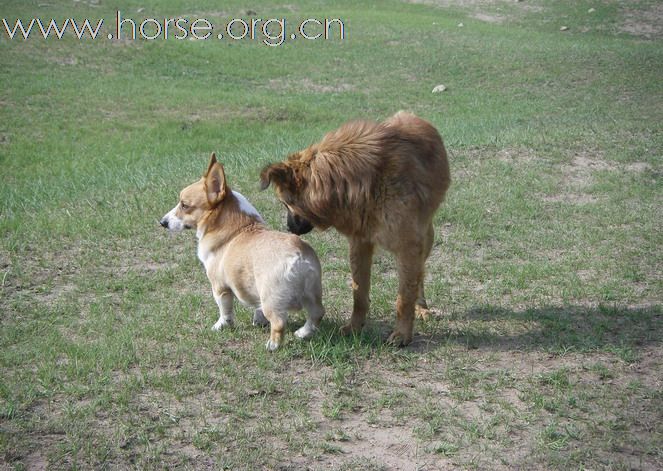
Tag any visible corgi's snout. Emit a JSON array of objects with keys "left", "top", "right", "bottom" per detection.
[{"left": 160, "top": 206, "right": 187, "bottom": 232}]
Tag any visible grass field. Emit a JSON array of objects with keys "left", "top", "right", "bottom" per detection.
[{"left": 1, "top": 0, "right": 661, "bottom": 469}]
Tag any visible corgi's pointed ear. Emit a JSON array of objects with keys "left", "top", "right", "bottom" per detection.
[
  {"left": 205, "top": 152, "right": 218, "bottom": 177},
  {"left": 205, "top": 160, "right": 228, "bottom": 207},
  {"left": 260, "top": 162, "right": 292, "bottom": 191}
]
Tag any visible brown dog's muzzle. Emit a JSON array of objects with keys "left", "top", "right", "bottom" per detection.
[{"left": 286, "top": 209, "right": 314, "bottom": 235}]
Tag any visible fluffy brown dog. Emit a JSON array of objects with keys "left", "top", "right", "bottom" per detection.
[{"left": 260, "top": 111, "right": 450, "bottom": 346}]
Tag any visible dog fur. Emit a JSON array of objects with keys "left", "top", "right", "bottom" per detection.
[
  {"left": 160, "top": 153, "right": 324, "bottom": 350},
  {"left": 260, "top": 111, "right": 450, "bottom": 346}
]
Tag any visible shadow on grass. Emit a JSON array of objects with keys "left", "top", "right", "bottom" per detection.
[
  {"left": 409, "top": 304, "right": 662, "bottom": 357},
  {"left": 284, "top": 304, "right": 661, "bottom": 364}
]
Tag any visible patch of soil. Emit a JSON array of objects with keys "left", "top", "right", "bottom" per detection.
[
  {"left": 303, "top": 366, "right": 456, "bottom": 471},
  {"left": 158, "top": 104, "right": 271, "bottom": 124},
  {"left": 568, "top": 153, "right": 615, "bottom": 171},
  {"left": 472, "top": 13, "right": 506, "bottom": 24},
  {"left": 561, "top": 151, "right": 615, "bottom": 187},
  {"left": 625, "top": 162, "right": 653, "bottom": 173},
  {"left": 327, "top": 421, "right": 425, "bottom": 470},
  {"left": 46, "top": 55, "right": 78, "bottom": 66},
  {"left": 495, "top": 147, "right": 538, "bottom": 164},
  {"left": 404, "top": 0, "right": 543, "bottom": 16},
  {"left": 179, "top": 11, "right": 230, "bottom": 19},
  {"left": 22, "top": 450, "right": 48, "bottom": 471},
  {"left": 535, "top": 150, "right": 625, "bottom": 205},
  {"left": 627, "top": 345, "right": 663, "bottom": 390},
  {"left": 620, "top": 3, "right": 663, "bottom": 39},
  {"left": 0, "top": 243, "right": 84, "bottom": 311},
  {"left": 267, "top": 78, "right": 355, "bottom": 94},
  {"left": 540, "top": 193, "right": 600, "bottom": 205},
  {"left": 405, "top": 0, "right": 503, "bottom": 7}
]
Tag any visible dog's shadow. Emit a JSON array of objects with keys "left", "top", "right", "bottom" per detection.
[
  {"left": 406, "top": 304, "right": 662, "bottom": 355},
  {"left": 290, "top": 305, "right": 661, "bottom": 357}
]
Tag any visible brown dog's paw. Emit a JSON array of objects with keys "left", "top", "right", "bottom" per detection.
[
  {"left": 339, "top": 323, "right": 363, "bottom": 336},
  {"left": 386, "top": 330, "right": 413, "bottom": 347}
]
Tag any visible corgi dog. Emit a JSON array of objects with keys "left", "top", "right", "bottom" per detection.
[{"left": 160, "top": 153, "right": 324, "bottom": 350}]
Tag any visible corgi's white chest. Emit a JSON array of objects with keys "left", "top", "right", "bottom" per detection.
[{"left": 196, "top": 229, "right": 214, "bottom": 271}]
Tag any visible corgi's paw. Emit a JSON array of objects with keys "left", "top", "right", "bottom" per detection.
[
  {"left": 265, "top": 339, "right": 280, "bottom": 351},
  {"left": 295, "top": 324, "right": 316, "bottom": 340},
  {"left": 252, "top": 309, "right": 269, "bottom": 327},
  {"left": 212, "top": 318, "right": 233, "bottom": 331}
]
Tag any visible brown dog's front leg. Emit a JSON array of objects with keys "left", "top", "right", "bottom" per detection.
[{"left": 340, "top": 238, "right": 374, "bottom": 336}]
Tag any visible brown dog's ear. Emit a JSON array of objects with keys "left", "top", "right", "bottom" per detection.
[
  {"left": 260, "top": 162, "right": 292, "bottom": 191},
  {"left": 205, "top": 159, "right": 228, "bottom": 207},
  {"left": 205, "top": 152, "right": 218, "bottom": 177}
]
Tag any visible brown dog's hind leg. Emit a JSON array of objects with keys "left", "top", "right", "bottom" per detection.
[
  {"left": 340, "top": 238, "right": 374, "bottom": 336},
  {"left": 415, "top": 289, "right": 430, "bottom": 320},
  {"left": 388, "top": 248, "right": 425, "bottom": 346},
  {"left": 415, "top": 223, "right": 435, "bottom": 321}
]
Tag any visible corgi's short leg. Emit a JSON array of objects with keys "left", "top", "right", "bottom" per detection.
[
  {"left": 262, "top": 308, "right": 286, "bottom": 351},
  {"left": 295, "top": 296, "right": 324, "bottom": 340},
  {"left": 212, "top": 290, "right": 235, "bottom": 330},
  {"left": 252, "top": 308, "right": 269, "bottom": 327}
]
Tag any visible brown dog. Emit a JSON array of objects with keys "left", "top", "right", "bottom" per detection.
[{"left": 260, "top": 111, "right": 450, "bottom": 345}]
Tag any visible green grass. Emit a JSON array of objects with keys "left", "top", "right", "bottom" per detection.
[{"left": 1, "top": 0, "right": 662, "bottom": 469}]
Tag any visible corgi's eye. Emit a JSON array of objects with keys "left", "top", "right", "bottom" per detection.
[{"left": 180, "top": 202, "right": 189, "bottom": 210}]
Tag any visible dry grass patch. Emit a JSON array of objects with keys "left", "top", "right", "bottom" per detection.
[
  {"left": 267, "top": 78, "right": 356, "bottom": 94},
  {"left": 620, "top": 3, "right": 663, "bottom": 39}
]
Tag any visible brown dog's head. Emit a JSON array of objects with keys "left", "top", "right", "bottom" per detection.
[
  {"left": 160, "top": 153, "right": 229, "bottom": 232},
  {"left": 260, "top": 156, "right": 315, "bottom": 235}
]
